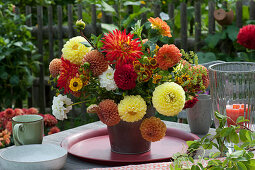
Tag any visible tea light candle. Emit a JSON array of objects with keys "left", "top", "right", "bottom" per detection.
[{"left": 226, "top": 104, "right": 251, "bottom": 126}]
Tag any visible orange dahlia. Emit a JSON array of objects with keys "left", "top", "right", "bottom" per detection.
[
  {"left": 82, "top": 50, "right": 108, "bottom": 76},
  {"left": 140, "top": 117, "right": 166, "bottom": 142},
  {"left": 57, "top": 57, "right": 79, "bottom": 94},
  {"left": 156, "top": 44, "right": 182, "bottom": 70},
  {"left": 49, "top": 58, "right": 62, "bottom": 78},
  {"left": 148, "top": 17, "right": 172, "bottom": 37},
  {"left": 101, "top": 29, "right": 143, "bottom": 68},
  {"left": 98, "top": 99, "right": 120, "bottom": 126}
]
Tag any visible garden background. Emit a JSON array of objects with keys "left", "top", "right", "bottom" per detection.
[{"left": 1, "top": 0, "right": 255, "bottom": 130}]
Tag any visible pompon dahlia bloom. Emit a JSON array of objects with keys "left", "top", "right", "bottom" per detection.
[
  {"left": 49, "top": 58, "right": 62, "bottom": 78},
  {"left": 97, "top": 99, "right": 120, "bottom": 126},
  {"left": 4, "top": 108, "right": 15, "bottom": 119},
  {"left": 52, "top": 94, "right": 73, "bottom": 120},
  {"left": 114, "top": 64, "right": 137, "bottom": 90},
  {"left": 82, "top": 50, "right": 108, "bottom": 76},
  {"left": 183, "top": 96, "right": 199, "bottom": 109},
  {"left": 44, "top": 114, "right": 58, "bottom": 127},
  {"left": 26, "top": 107, "right": 39, "bottom": 115},
  {"left": 101, "top": 29, "right": 143, "bottom": 67},
  {"left": 237, "top": 24, "right": 255, "bottom": 49},
  {"left": 152, "top": 82, "right": 185, "bottom": 116},
  {"left": 140, "top": 117, "right": 166, "bottom": 142},
  {"left": 57, "top": 57, "right": 79, "bottom": 94},
  {"left": 148, "top": 17, "right": 172, "bottom": 37},
  {"left": 14, "top": 108, "right": 24, "bottom": 116},
  {"left": 99, "top": 67, "right": 117, "bottom": 91},
  {"left": 48, "top": 126, "right": 60, "bottom": 135},
  {"left": 118, "top": 95, "right": 147, "bottom": 122},
  {"left": 62, "top": 36, "right": 92, "bottom": 65},
  {"left": 156, "top": 44, "right": 182, "bottom": 70}
]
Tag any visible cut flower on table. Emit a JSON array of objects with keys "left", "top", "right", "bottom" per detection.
[{"left": 49, "top": 17, "right": 209, "bottom": 142}]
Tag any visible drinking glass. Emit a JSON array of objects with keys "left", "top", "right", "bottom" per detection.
[{"left": 208, "top": 62, "right": 255, "bottom": 151}]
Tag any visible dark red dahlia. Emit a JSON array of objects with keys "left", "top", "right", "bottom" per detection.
[
  {"left": 183, "top": 96, "right": 199, "bottom": 109},
  {"left": 4, "top": 108, "right": 15, "bottom": 119},
  {"left": 114, "top": 64, "right": 137, "bottom": 90},
  {"left": 237, "top": 24, "right": 255, "bottom": 49}
]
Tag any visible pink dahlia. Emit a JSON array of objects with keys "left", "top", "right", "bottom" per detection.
[
  {"left": 237, "top": 24, "right": 255, "bottom": 49},
  {"left": 48, "top": 126, "right": 60, "bottom": 135},
  {"left": 14, "top": 108, "right": 24, "bottom": 116},
  {"left": 101, "top": 29, "right": 143, "bottom": 68},
  {"left": 114, "top": 64, "right": 137, "bottom": 90},
  {"left": 26, "top": 107, "right": 39, "bottom": 114}
]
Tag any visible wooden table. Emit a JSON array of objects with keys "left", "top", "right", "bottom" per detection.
[{"left": 0, "top": 121, "right": 216, "bottom": 170}]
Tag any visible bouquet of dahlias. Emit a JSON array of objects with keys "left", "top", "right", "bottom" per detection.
[{"left": 49, "top": 17, "right": 209, "bottom": 143}]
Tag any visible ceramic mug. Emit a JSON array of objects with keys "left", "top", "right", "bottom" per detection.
[{"left": 12, "top": 115, "right": 44, "bottom": 146}]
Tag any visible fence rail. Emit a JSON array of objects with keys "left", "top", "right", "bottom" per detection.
[{"left": 19, "top": 1, "right": 255, "bottom": 114}]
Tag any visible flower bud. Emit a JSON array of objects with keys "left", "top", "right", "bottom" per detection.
[
  {"left": 76, "top": 19, "right": 86, "bottom": 30},
  {"left": 83, "top": 62, "right": 90, "bottom": 68},
  {"left": 143, "top": 56, "right": 149, "bottom": 64}
]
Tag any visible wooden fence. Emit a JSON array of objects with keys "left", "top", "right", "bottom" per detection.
[{"left": 20, "top": 0, "right": 255, "bottom": 114}]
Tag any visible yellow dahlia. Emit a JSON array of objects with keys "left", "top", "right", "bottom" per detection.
[
  {"left": 140, "top": 117, "right": 166, "bottom": 142},
  {"left": 118, "top": 95, "right": 147, "bottom": 122},
  {"left": 69, "top": 77, "right": 83, "bottom": 92},
  {"left": 152, "top": 82, "right": 185, "bottom": 116},
  {"left": 62, "top": 36, "right": 91, "bottom": 65}
]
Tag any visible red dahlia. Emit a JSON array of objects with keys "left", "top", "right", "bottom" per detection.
[
  {"left": 237, "top": 24, "right": 255, "bottom": 49},
  {"left": 44, "top": 114, "right": 58, "bottom": 127},
  {"left": 183, "top": 96, "right": 199, "bottom": 109},
  {"left": 57, "top": 57, "right": 79, "bottom": 94},
  {"left": 114, "top": 64, "right": 137, "bottom": 90},
  {"left": 101, "top": 29, "right": 143, "bottom": 68}
]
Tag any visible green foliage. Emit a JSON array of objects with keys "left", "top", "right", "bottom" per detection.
[
  {"left": 0, "top": 2, "right": 39, "bottom": 109},
  {"left": 171, "top": 112, "right": 255, "bottom": 169}
]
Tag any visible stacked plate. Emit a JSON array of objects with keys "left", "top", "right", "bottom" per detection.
[{"left": 0, "top": 144, "right": 67, "bottom": 170}]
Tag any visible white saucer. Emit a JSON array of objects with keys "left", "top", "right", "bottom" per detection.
[{"left": 0, "top": 144, "right": 67, "bottom": 170}]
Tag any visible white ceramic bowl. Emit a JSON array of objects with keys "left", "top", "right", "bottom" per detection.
[{"left": 0, "top": 144, "right": 67, "bottom": 170}]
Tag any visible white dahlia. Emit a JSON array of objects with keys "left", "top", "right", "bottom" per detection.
[
  {"left": 52, "top": 94, "right": 73, "bottom": 120},
  {"left": 99, "top": 67, "right": 117, "bottom": 91}
]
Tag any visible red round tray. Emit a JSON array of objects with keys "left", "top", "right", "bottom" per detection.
[{"left": 61, "top": 127, "right": 199, "bottom": 166}]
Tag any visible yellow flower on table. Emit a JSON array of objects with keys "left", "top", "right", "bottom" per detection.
[
  {"left": 152, "top": 82, "right": 185, "bottom": 116},
  {"left": 118, "top": 95, "right": 147, "bottom": 122}
]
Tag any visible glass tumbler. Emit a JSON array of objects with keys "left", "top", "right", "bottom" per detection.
[{"left": 208, "top": 62, "right": 255, "bottom": 131}]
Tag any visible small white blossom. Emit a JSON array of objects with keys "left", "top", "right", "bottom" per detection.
[
  {"left": 52, "top": 94, "right": 73, "bottom": 120},
  {"left": 99, "top": 67, "right": 117, "bottom": 91}
]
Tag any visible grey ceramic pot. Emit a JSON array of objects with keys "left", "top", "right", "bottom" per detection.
[{"left": 186, "top": 94, "right": 212, "bottom": 134}]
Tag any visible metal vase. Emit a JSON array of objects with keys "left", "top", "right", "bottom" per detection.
[{"left": 107, "top": 106, "right": 155, "bottom": 154}]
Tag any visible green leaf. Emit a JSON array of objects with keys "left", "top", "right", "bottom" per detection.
[
  {"left": 226, "top": 25, "right": 239, "bottom": 41},
  {"left": 205, "top": 32, "right": 226, "bottom": 49},
  {"left": 123, "top": 1, "right": 141, "bottom": 6},
  {"left": 13, "top": 41, "right": 23, "bottom": 47},
  {"left": 9, "top": 75, "right": 19, "bottom": 85},
  {"left": 230, "top": 130, "right": 239, "bottom": 144},
  {"left": 215, "top": 112, "right": 225, "bottom": 120},
  {"left": 0, "top": 55, "right": 5, "bottom": 61},
  {"left": 80, "top": 41, "right": 91, "bottom": 48},
  {"left": 101, "top": 23, "right": 118, "bottom": 32},
  {"left": 0, "top": 72, "right": 8, "bottom": 80},
  {"left": 191, "top": 165, "right": 200, "bottom": 170},
  {"left": 230, "top": 150, "right": 245, "bottom": 158},
  {"left": 220, "top": 127, "right": 233, "bottom": 137},
  {"left": 122, "top": 7, "right": 150, "bottom": 28},
  {"left": 101, "top": 0, "right": 116, "bottom": 14},
  {"left": 212, "top": 152, "right": 221, "bottom": 158},
  {"left": 237, "top": 162, "right": 247, "bottom": 170},
  {"left": 197, "top": 52, "right": 217, "bottom": 64},
  {"left": 239, "top": 129, "right": 248, "bottom": 142}
]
